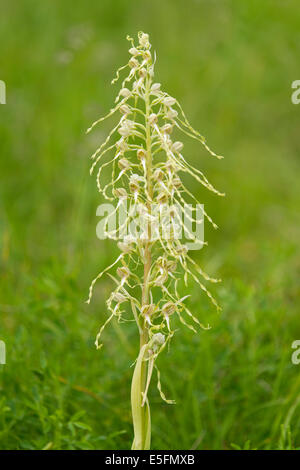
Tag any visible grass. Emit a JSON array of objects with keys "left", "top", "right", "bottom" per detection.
[{"left": 0, "top": 0, "right": 300, "bottom": 450}]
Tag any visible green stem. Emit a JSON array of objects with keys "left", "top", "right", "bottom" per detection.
[{"left": 131, "top": 70, "right": 153, "bottom": 450}]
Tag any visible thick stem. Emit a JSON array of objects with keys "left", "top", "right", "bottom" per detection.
[{"left": 131, "top": 71, "right": 153, "bottom": 450}]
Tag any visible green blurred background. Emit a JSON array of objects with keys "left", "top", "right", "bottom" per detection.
[{"left": 0, "top": 0, "right": 299, "bottom": 450}]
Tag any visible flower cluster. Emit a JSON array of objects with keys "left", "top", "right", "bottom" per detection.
[{"left": 86, "top": 32, "right": 224, "bottom": 408}]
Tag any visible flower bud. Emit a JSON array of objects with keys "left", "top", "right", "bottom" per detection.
[
  {"left": 141, "top": 304, "right": 156, "bottom": 325},
  {"left": 169, "top": 208, "right": 176, "bottom": 219},
  {"left": 162, "top": 302, "right": 176, "bottom": 316},
  {"left": 113, "top": 187, "right": 127, "bottom": 199},
  {"left": 157, "top": 192, "right": 168, "bottom": 204},
  {"left": 118, "top": 128, "right": 128, "bottom": 137},
  {"left": 171, "top": 141, "right": 184, "bottom": 153},
  {"left": 166, "top": 161, "right": 176, "bottom": 173},
  {"left": 129, "top": 47, "right": 139, "bottom": 56},
  {"left": 112, "top": 292, "right": 127, "bottom": 303},
  {"left": 172, "top": 176, "right": 181, "bottom": 188},
  {"left": 157, "top": 256, "right": 166, "bottom": 269},
  {"left": 119, "top": 87, "right": 131, "bottom": 98},
  {"left": 117, "top": 266, "right": 130, "bottom": 279},
  {"left": 138, "top": 32, "right": 150, "bottom": 48},
  {"left": 149, "top": 113, "right": 158, "bottom": 125},
  {"left": 151, "top": 333, "right": 165, "bottom": 351},
  {"left": 129, "top": 174, "right": 142, "bottom": 193},
  {"left": 176, "top": 245, "right": 188, "bottom": 256},
  {"left": 118, "top": 120, "right": 135, "bottom": 137},
  {"left": 142, "top": 50, "right": 151, "bottom": 62},
  {"left": 154, "top": 271, "right": 168, "bottom": 286},
  {"left": 129, "top": 57, "right": 139, "bottom": 69},
  {"left": 161, "top": 302, "right": 176, "bottom": 331},
  {"left": 118, "top": 158, "right": 131, "bottom": 170},
  {"left": 119, "top": 104, "right": 131, "bottom": 115},
  {"left": 137, "top": 148, "right": 146, "bottom": 160},
  {"left": 117, "top": 241, "right": 133, "bottom": 253},
  {"left": 163, "top": 96, "right": 176, "bottom": 107},
  {"left": 166, "top": 108, "right": 178, "bottom": 119},
  {"left": 161, "top": 123, "right": 173, "bottom": 134},
  {"left": 116, "top": 138, "right": 129, "bottom": 153},
  {"left": 151, "top": 83, "right": 161, "bottom": 92},
  {"left": 139, "top": 68, "right": 147, "bottom": 78},
  {"left": 153, "top": 168, "right": 164, "bottom": 181},
  {"left": 166, "top": 260, "right": 177, "bottom": 272},
  {"left": 141, "top": 304, "right": 156, "bottom": 317}
]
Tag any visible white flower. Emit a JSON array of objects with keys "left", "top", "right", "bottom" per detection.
[
  {"left": 129, "top": 47, "right": 139, "bottom": 56},
  {"left": 111, "top": 292, "right": 127, "bottom": 303},
  {"left": 117, "top": 241, "right": 133, "bottom": 253},
  {"left": 172, "top": 176, "right": 181, "bottom": 188},
  {"left": 137, "top": 148, "right": 146, "bottom": 160},
  {"left": 166, "top": 108, "right": 178, "bottom": 119},
  {"left": 161, "top": 123, "right": 173, "bottom": 134},
  {"left": 118, "top": 120, "right": 135, "bottom": 137},
  {"left": 171, "top": 141, "right": 184, "bottom": 153},
  {"left": 129, "top": 57, "right": 139, "bottom": 69},
  {"left": 118, "top": 158, "right": 131, "bottom": 170},
  {"left": 141, "top": 304, "right": 156, "bottom": 325},
  {"left": 117, "top": 266, "right": 130, "bottom": 279},
  {"left": 139, "top": 68, "right": 147, "bottom": 78},
  {"left": 116, "top": 138, "right": 129, "bottom": 153},
  {"left": 119, "top": 88, "right": 131, "bottom": 98},
  {"left": 163, "top": 96, "right": 176, "bottom": 107},
  {"left": 113, "top": 187, "right": 127, "bottom": 199},
  {"left": 142, "top": 50, "right": 151, "bottom": 62},
  {"left": 149, "top": 113, "right": 158, "bottom": 125},
  {"left": 151, "top": 83, "right": 161, "bottom": 92},
  {"left": 153, "top": 168, "right": 164, "bottom": 181},
  {"left": 129, "top": 174, "right": 143, "bottom": 193},
  {"left": 151, "top": 333, "right": 165, "bottom": 351},
  {"left": 138, "top": 32, "right": 150, "bottom": 48},
  {"left": 119, "top": 104, "right": 131, "bottom": 115},
  {"left": 162, "top": 302, "right": 176, "bottom": 316}
]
